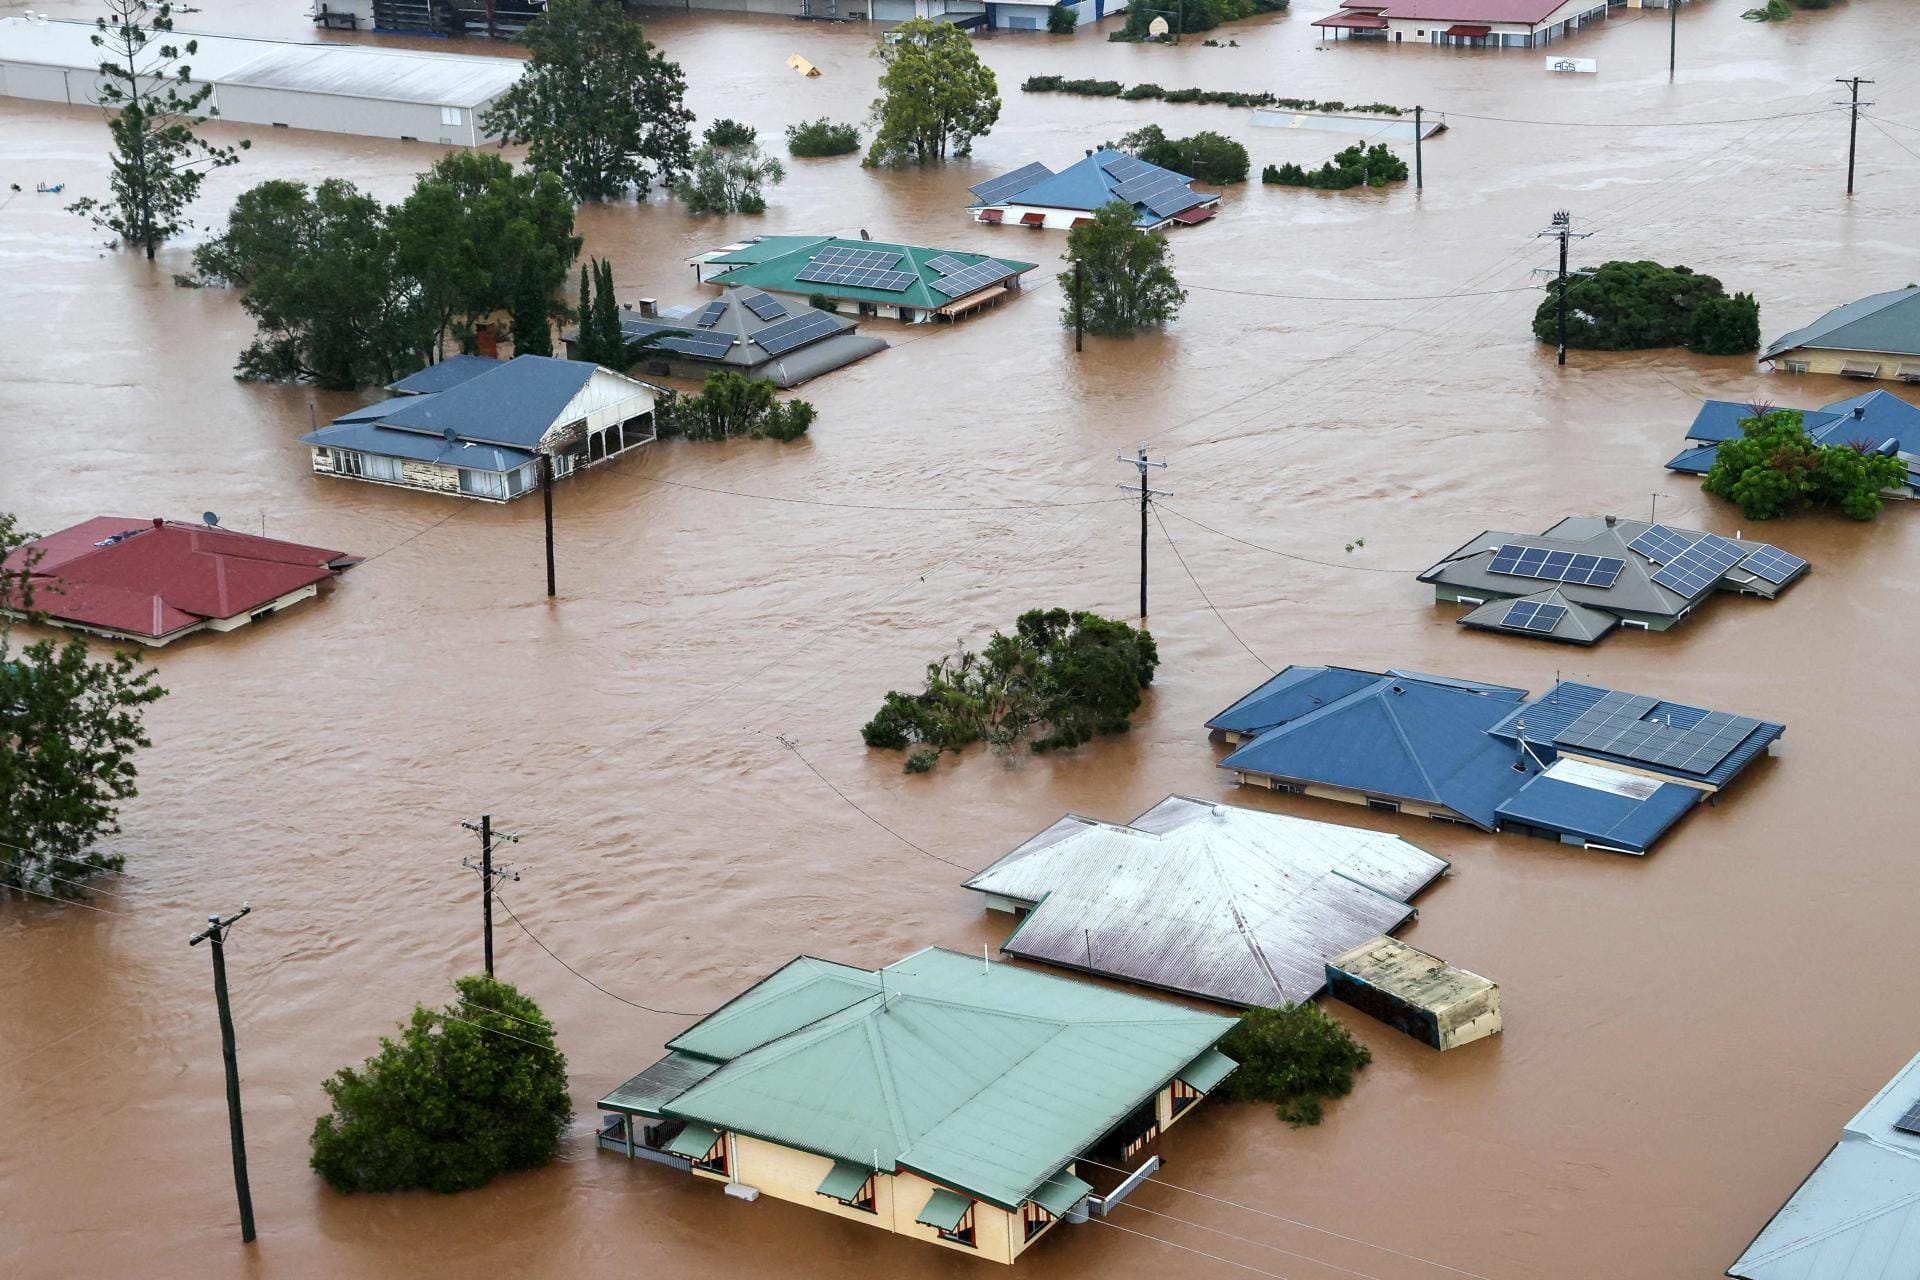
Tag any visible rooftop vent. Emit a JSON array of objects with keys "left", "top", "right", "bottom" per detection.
[{"left": 1604, "top": 514, "right": 1617, "bottom": 525}]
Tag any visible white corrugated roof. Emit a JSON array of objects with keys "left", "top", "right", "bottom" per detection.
[{"left": 964, "top": 795, "right": 1449, "bottom": 1007}]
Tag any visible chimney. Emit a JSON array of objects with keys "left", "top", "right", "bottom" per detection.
[
  {"left": 638, "top": 297, "right": 658, "bottom": 318},
  {"left": 474, "top": 324, "right": 499, "bottom": 360},
  {"left": 152, "top": 517, "right": 164, "bottom": 528}
]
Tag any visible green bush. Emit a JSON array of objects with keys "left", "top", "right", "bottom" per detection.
[
  {"left": 1023, "top": 74, "right": 1065, "bottom": 91},
  {"left": 1530, "top": 260, "right": 1755, "bottom": 352},
  {"left": 1263, "top": 143, "right": 1406, "bottom": 190},
  {"left": 806, "top": 291, "right": 840, "bottom": 312},
  {"left": 657, "top": 369, "right": 813, "bottom": 442},
  {"left": 704, "top": 118, "right": 756, "bottom": 147},
  {"left": 309, "top": 975, "right": 571, "bottom": 1194},
  {"left": 1121, "top": 82, "right": 1166, "bottom": 100},
  {"left": 786, "top": 118, "right": 861, "bottom": 157},
  {"left": 1703, "top": 408, "right": 1907, "bottom": 521},
  {"left": 1046, "top": 2, "right": 1077, "bottom": 32},
  {"left": 1688, "top": 291, "right": 1761, "bottom": 356},
  {"left": 861, "top": 608, "right": 1158, "bottom": 771},
  {"left": 1215, "top": 1002, "right": 1371, "bottom": 1127},
  {"left": 1124, "top": 124, "right": 1247, "bottom": 183}
]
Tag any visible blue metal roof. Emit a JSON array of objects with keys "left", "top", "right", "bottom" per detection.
[
  {"left": 386, "top": 353, "right": 503, "bottom": 396},
  {"left": 1219, "top": 673, "right": 1539, "bottom": 829},
  {"left": 297, "top": 420, "right": 536, "bottom": 473},
  {"left": 1665, "top": 442, "right": 1719, "bottom": 475},
  {"left": 1676, "top": 392, "right": 1920, "bottom": 491},
  {"left": 972, "top": 149, "right": 1216, "bottom": 226},
  {"left": 1205, "top": 665, "right": 1383, "bottom": 737},
  {"left": 1494, "top": 773, "right": 1700, "bottom": 854},
  {"left": 1487, "top": 681, "right": 1784, "bottom": 789},
  {"left": 377, "top": 355, "right": 599, "bottom": 449}
]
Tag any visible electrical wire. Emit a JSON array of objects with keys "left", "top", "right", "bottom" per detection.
[
  {"left": 493, "top": 893, "right": 700, "bottom": 1018},
  {"left": 0, "top": 860, "right": 131, "bottom": 899},
  {"left": 772, "top": 734, "right": 980, "bottom": 874},
  {"left": 1431, "top": 105, "right": 1842, "bottom": 128},
  {"left": 633, "top": 474, "right": 1132, "bottom": 513},
  {"left": 1114, "top": 1200, "right": 1396, "bottom": 1280},
  {"left": 1158, "top": 505, "right": 1422, "bottom": 575},
  {"left": 1185, "top": 283, "right": 1539, "bottom": 304},
  {"left": 1863, "top": 116, "right": 1920, "bottom": 164},
  {"left": 1092, "top": 1217, "right": 1301, "bottom": 1280},
  {"left": 1151, "top": 504, "right": 1273, "bottom": 673},
  {"left": 0, "top": 880, "right": 120, "bottom": 915},
  {"left": 355, "top": 507, "right": 463, "bottom": 566},
  {"left": 437, "top": 1010, "right": 565, "bottom": 1055}
]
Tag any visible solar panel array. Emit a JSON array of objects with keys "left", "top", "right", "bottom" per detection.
[
  {"left": 753, "top": 310, "right": 840, "bottom": 357},
  {"left": 796, "top": 259, "right": 917, "bottom": 292},
  {"left": 1553, "top": 690, "right": 1761, "bottom": 775},
  {"left": 969, "top": 161, "right": 1052, "bottom": 206},
  {"left": 1488, "top": 544, "right": 1626, "bottom": 588},
  {"left": 930, "top": 259, "right": 1011, "bottom": 300},
  {"left": 740, "top": 290, "right": 787, "bottom": 322},
  {"left": 1739, "top": 544, "right": 1808, "bottom": 585},
  {"left": 1100, "top": 153, "right": 1153, "bottom": 184},
  {"left": 1650, "top": 533, "right": 1745, "bottom": 597},
  {"left": 1502, "top": 601, "right": 1567, "bottom": 634},
  {"left": 808, "top": 246, "right": 902, "bottom": 270},
  {"left": 1895, "top": 1098, "right": 1920, "bottom": 1137},
  {"left": 925, "top": 254, "right": 968, "bottom": 277},
  {"left": 1113, "top": 168, "right": 1205, "bottom": 218},
  {"left": 1626, "top": 523, "right": 1694, "bottom": 566},
  {"left": 626, "top": 325, "right": 733, "bottom": 360},
  {"left": 694, "top": 300, "right": 728, "bottom": 329}
]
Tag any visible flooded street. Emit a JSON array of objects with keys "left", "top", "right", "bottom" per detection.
[{"left": 3, "top": 1, "right": 1918, "bottom": 1276}]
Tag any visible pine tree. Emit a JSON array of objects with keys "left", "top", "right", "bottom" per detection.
[{"left": 592, "top": 259, "right": 623, "bottom": 365}]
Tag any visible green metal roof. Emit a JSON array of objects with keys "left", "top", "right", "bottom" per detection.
[
  {"left": 1765, "top": 286, "right": 1920, "bottom": 359},
  {"left": 1178, "top": 1047, "right": 1238, "bottom": 1094},
  {"left": 650, "top": 947, "right": 1236, "bottom": 1212},
  {"left": 816, "top": 1158, "right": 871, "bottom": 1201},
  {"left": 916, "top": 1187, "right": 973, "bottom": 1232},
  {"left": 1032, "top": 1169, "right": 1094, "bottom": 1218},
  {"left": 703, "top": 237, "right": 1037, "bottom": 311},
  {"left": 665, "top": 1122, "right": 721, "bottom": 1159}
]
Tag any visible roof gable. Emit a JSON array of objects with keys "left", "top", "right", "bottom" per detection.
[{"left": 1766, "top": 286, "right": 1920, "bottom": 359}]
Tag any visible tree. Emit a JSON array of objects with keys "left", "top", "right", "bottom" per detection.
[
  {"left": 1703, "top": 408, "right": 1908, "bottom": 521},
  {"left": 861, "top": 608, "right": 1158, "bottom": 773},
  {"left": 0, "top": 513, "right": 166, "bottom": 900},
  {"left": 309, "top": 975, "right": 571, "bottom": 1194},
  {"left": 866, "top": 19, "right": 1000, "bottom": 168},
  {"left": 68, "top": 0, "right": 247, "bottom": 259},
  {"left": 1047, "top": 2, "right": 1078, "bottom": 32},
  {"left": 655, "top": 371, "right": 814, "bottom": 442},
  {"left": 1117, "top": 124, "right": 1247, "bottom": 184},
  {"left": 786, "top": 118, "right": 861, "bottom": 158},
  {"left": 1059, "top": 201, "right": 1186, "bottom": 337},
  {"left": 1530, "top": 260, "right": 1755, "bottom": 352},
  {"left": 1688, "top": 292, "right": 1762, "bottom": 356},
  {"left": 572, "top": 258, "right": 635, "bottom": 367},
  {"left": 674, "top": 143, "right": 786, "bottom": 215},
  {"left": 1215, "top": 1002, "right": 1371, "bottom": 1127},
  {"left": 1262, "top": 143, "right": 1407, "bottom": 190},
  {"left": 703, "top": 118, "right": 757, "bottom": 148},
  {"left": 479, "top": 0, "right": 693, "bottom": 202}
]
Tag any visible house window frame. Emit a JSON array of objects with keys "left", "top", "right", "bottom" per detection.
[
  {"left": 841, "top": 1174, "right": 878, "bottom": 1214},
  {"left": 1366, "top": 798, "right": 1401, "bottom": 814},
  {"left": 1783, "top": 359, "right": 1810, "bottom": 374},
  {"left": 938, "top": 1202, "right": 977, "bottom": 1248},
  {"left": 440, "top": 105, "right": 463, "bottom": 126},
  {"left": 692, "top": 1133, "right": 728, "bottom": 1176},
  {"left": 1022, "top": 1200, "right": 1056, "bottom": 1241},
  {"left": 1171, "top": 1077, "right": 1204, "bottom": 1118}
]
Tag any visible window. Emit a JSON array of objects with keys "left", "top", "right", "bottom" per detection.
[
  {"left": 330, "top": 449, "right": 364, "bottom": 476},
  {"left": 1784, "top": 360, "right": 1810, "bottom": 374},
  {"left": 459, "top": 469, "right": 509, "bottom": 500},
  {"left": 939, "top": 1203, "right": 977, "bottom": 1247},
  {"left": 1269, "top": 779, "right": 1303, "bottom": 795},
  {"left": 1366, "top": 798, "right": 1401, "bottom": 814},
  {"left": 1171, "top": 1077, "right": 1203, "bottom": 1118},
  {"left": 693, "top": 1135, "right": 728, "bottom": 1175},
  {"left": 363, "top": 454, "right": 404, "bottom": 483},
  {"left": 844, "top": 1174, "right": 877, "bottom": 1214},
  {"left": 441, "top": 106, "right": 463, "bottom": 126},
  {"left": 1022, "top": 1201, "right": 1055, "bottom": 1241}
]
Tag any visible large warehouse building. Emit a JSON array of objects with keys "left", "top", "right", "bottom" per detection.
[{"left": 0, "top": 15, "right": 523, "bottom": 145}]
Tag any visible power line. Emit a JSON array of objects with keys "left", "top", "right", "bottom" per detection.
[
  {"left": 355, "top": 507, "right": 463, "bottom": 566},
  {"left": 1157, "top": 505, "right": 1420, "bottom": 575},
  {"left": 1185, "top": 283, "right": 1538, "bottom": 304},
  {"left": 1432, "top": 105, "right": 1841, "bottom": 128},
  {"left": 1151, "top": 505, "right": 1272, "bottom": 673},
  {"left": 1, "top": 881, "right": 121, "bottom": 914},
  {"left": 0, "top": 860, "right": 131, "bottom": 899},
  {"left": 634, "top": 473, "right": 1132, "bottom": 513},
  {"left": 772, "top": 734, "right": 980, "bottom": 874},
  {"left": 1115, "top": 1200, "right": 1394, "bottom": 1280},
  {"left": 1863, "top": 116, "right": 1920, "bottom": 164},
  {"left": 437, "top": 1010, "right": 566, "bottom": 1055},
  {"left": 492, "top": 893, "right": 700, "bottom": 1018},
  {"left": 1092, "top": 1217, "right": 1301, "bottom": 1280}
]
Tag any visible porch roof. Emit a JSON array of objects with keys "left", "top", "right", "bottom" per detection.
[{"left": 297, "top": 419, "right": 538, "bottom": 474}]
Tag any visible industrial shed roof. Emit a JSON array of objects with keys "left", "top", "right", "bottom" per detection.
[
  {"left": 633, "top": 947, "right": 1235, "bottom": 1211},
  {"left": 1764, "top": 286, "right": 1920, "bottom": 360},
  {"left": 964, "top": 795, "right": 1449, "bottom": 1007},
  {"left": 1729, "top": 1049, "right": 1920, "bottom": 1279}
]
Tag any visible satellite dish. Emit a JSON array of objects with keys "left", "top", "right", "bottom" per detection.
[{"left": 202, "top": 511, "right": 220, "bottom": 527}]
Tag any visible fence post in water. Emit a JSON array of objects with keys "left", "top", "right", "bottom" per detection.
[
  {"left": 1413, "top": 106, "right": 1423, "bottom": 191},
  {"left": 189, "top": 905, "right": 256, "bottom": 1245}
]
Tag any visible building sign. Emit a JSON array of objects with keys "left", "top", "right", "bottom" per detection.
[{"left": 1546, "top": 57, "right": 1598, "bottom": 73}]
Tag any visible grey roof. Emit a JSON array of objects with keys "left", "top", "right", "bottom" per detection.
[
  {"left": 1730, "top": 1049, "right": 1920, "bottom": 1280},
  {"left": 1420, "top": 515, "right": 1808, "bottom": 640},
  {"left": 378, "top": 355, "right": 600, "bottom": 449},
  {"left": 1458, "top": 588, "right": 1619, "bottom": 646},
  {"left": 964, "top": 795, "right": 1449, "bottom": 1007},
  {"left": 568, "top": 287, "right": 889, "bottom": 388},
  {"left": 387, "top": 355, "right": 502, "bottom": 396},
  {"left": 296, "top": 418, "right": 536, "bottom": 473},
  {"left": 1764, "top": 286, "right": 1920, "bottom": 360},
  {"left": 600, "top": 1050, "right": 721, "bottom": 1117}
]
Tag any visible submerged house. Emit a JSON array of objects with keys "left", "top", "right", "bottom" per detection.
[
  {"left": 0, "top": 516, "right": 357, "bottom": 647},
  {"left": 598, "top": 947, "right": 1236, "bottom": 1264},
  {"left": 963, "top": 794, "right": 1448, "bottom": 1007},
  {"left": 967, "top": 150, "right": 1220, "bottom": 231},
  {"left": 1211, "top": 667, "right": 1784, "bottom": 854},
  {"left": 1667, "top": 389, "right": 1920, "bottom": 499},
  {"left": 1311, "top": 0, "right": 1610, "bottom": 47},
  {"left": 690, "top": 236, "right": 1036, "bottom": 324},
  {"left": 297, "top": 354, "right": 657, "bottom": 502},
  {"left": 1419, "top": 514, "right": 1809, "bottom": 645},
  {"left": 562, "top": 286, "right": 887, "bottom": 389},
  {"left": 1325, "top": 937, "right": 1501, "bottom": 1052},
  {"left": 1762, "top": 285, "right": 1920, "bottom": 381},
  {"left": 1729, "top": 1048, "right": 1920, "bottom": 1279}
]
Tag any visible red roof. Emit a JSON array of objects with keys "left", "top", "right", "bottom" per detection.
[
  {"left": 1445, "top": 22, "right": 1492, "bottom": 34},
  {"left": 979, "top": 208, "right": 1003, "bottom": 223},
  {"left": 1319, "top": 0, "right": 1568, "bottom": 20},
  {"left": 1313, "top": 10, "right": 1388, "bottom": 26},
  {"left": 3, "top": 518, "right": 357, "bottom": 640},
  {"left": 1171, "top": 205, "right": 1217, "bottom": 225},
  {"left": 1020, "top": 211, "right": 1046, "bottom": 226}
]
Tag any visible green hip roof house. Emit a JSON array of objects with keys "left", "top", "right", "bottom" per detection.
[{"left": 596, "top": 946, "right": 1238, "bottom": 1264}]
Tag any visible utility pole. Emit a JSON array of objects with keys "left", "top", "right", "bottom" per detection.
[
  {"left": 540, "top": 453, "right": 556, "bottom": 599},
  {"left": 1668, "top": 0, "right": 1677, "bottom": 78},
  {"left": 1073, "top": 259, "right": 1085, "bottom": 353},
  {"left": 1535, "top": 210, "right": 1592, "bottom": 367},
  {"left": 1836, "top": 77, "right": 1874, "bottom": 196},
  {"left": 1413, "top": 107, "right": 1424, "bottom": 191},
  {"left": 1115, "top": 446, "right": 1169, "bottom": 621},
  {"left": 459, "top": 815, "right": 520, "bottom": 977},
  {"left": 189, "top": 904, "right": 256, "bottom": 1245}
]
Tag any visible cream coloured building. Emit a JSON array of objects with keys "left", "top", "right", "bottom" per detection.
[{"left": 1764, "top": 286, "right": 1920, "bottom": 383}]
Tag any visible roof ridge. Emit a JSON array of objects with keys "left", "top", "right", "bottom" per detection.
[
  {"left": 1739, "top": 1183, "right": 1920, "bottom": 1267},
  {"left": 1195, "top": 833, "right": 1286, "bottom": 1002},
  {"left": 861, "top": 1011, "right": 913, "bottom": 1157},
  {"left": 1372, "top": 682, "right": 1442, "bottom": 804}
]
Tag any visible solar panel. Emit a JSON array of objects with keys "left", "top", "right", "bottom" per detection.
[
  {"left": 753, "top": 310, "right": 840, "bottom": 357},
  {"left": 1502, "top": 601, "right": 1567, "bottom": 634},
  {"left": 1650, "top": 534, "right": 1745, "bottom": 597},
  {"left": 1100, "top": 154, "right": 1153, "bottom": 184},
  {"left": 1487, "top": 544, "right": 1626, "bottom": 589},
  {"left": 794, "top": 261, "right": 917, "bottom": 292},
  {"left": 925, "top": 254, "right": 968, "bottom": 277},
  {"left": 740, "top": 291, "right": 787, "bottom": 322},
  {"left": 1738, "top": 544, "right": 1808, "bottom": 585},
  {"left": 929, "top": 259, "right": 1011, "bottom": 299},
  {"left": 694, "top": 300, "right": 727, "bottom": 329},
  {"left": 1113, "top": 169, "right": 1178, "bottom": 203},
  {"left": 1627, "top": 523, "right": 1694, "bottom": 566},
  {"left": 1553, "top": 690, "right": 1761, "bottom": 775},
  {"left": 654, "top": 330, "right": 734, "bottom": 359},
  {"left": 805, "top": 246, "right": 903, "bottom": 271},
  {"left": 1897, "top": 1098, "right": 1920, "bottom": 1137},
  {"left": 969, "top": 161, "right": 1052, "bottom": 206},
  {"left": 1143, "top": 184, "right": 1205, "bottom": 218}
]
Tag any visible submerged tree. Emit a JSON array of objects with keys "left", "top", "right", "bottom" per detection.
[
  {"left": 480, "top": 0, "right": 694, "bottom": 202},
  {"left": 310, "top": 975, "right": 571, "bottom": 1194},
  {"left": 865, "top": 18, "right": 1000, "bottom": 168},
  {"left": 1703, "top": 408, "right": 1907, "bottom": 521},
  {"left": 675, "top": 142, "right": 786, "bottom": 214},
  {"left": 1530, "top": 260, "right": 1757, "bottom": 353},
  {"left": 0, "top": 513, "right": 166, "bottom": 901},
  {"left": 655, "top": 371, "right": 814, "bottom": 442},
  {"left": 69, "top": 0, "right": 247, "bottom": 259},
  {"left": 1060, "top": 200, "right": 1186, "bottom": 337},
  {"left": 1215, "top": 1003, "right": 1372, "bottom": 1127}
]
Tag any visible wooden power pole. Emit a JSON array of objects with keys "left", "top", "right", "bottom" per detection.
[
  {"left": 460, "top": 815, "right": 520, "bottom": 977},
  {"left": 1837, "top": 76, "right": 1874, "bottom": 196},
  {"left": 1116, "top": 447, "right": 1169, "bottom": 620},
  {"left": 189, "top": 904, "right": 256, "bottom": 1245}
]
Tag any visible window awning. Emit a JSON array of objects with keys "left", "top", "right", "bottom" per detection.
[
  {"left": 935, "top": 284, "right": 1009, "bottom": 317},
  {"left": 1020, "top": 211, "right": 1046, "bottom": 226},
  {"left": 1843, "top": 360, "right": 1883, "bottom": 377},
  {"left": 978, "top": 208, "right": 1003, "bottom": 223},
  {"left": 1178, "top": 1046, "right": 1239, "bottom": 1094},
  {"left": 1031, "top": 1170, "right": 1093, "bottom": 1217},
  {"left": 816, "top": 1159, "right": 872, "bottom": 1201},
  {"left": 1444, "top": 23, "right": 1490, "bottom": 35},
  {"left": 915, "top": 1187, "right": 973, "bottom": 1231},
  {"left": 665, "top": 1122, "right": 721, "bottom": 1159},
  {"left": 1171, "top": 205, "right": 1216, "bottom": 225},
  {"left": 1899, "top": 363, "right": 1920, "bottom": 382},
  {"left": 1070, "top": 216, "right": 1094, "bottom": 228}
]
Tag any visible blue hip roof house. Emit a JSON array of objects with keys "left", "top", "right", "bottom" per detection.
[
  {"left": 1211, "top": 667, "right": 1784, "bottom": 855},
  {"left": 968, "top": 149, "right": 1221, "bottom": 232},
  {"left": 1665, "top": 389, "right": 1920, "bottom": 498}
]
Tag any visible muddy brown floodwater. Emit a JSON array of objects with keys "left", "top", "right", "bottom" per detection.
[{"left": 3, "top": 1, "right": 1918, "bottom": 1276}]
